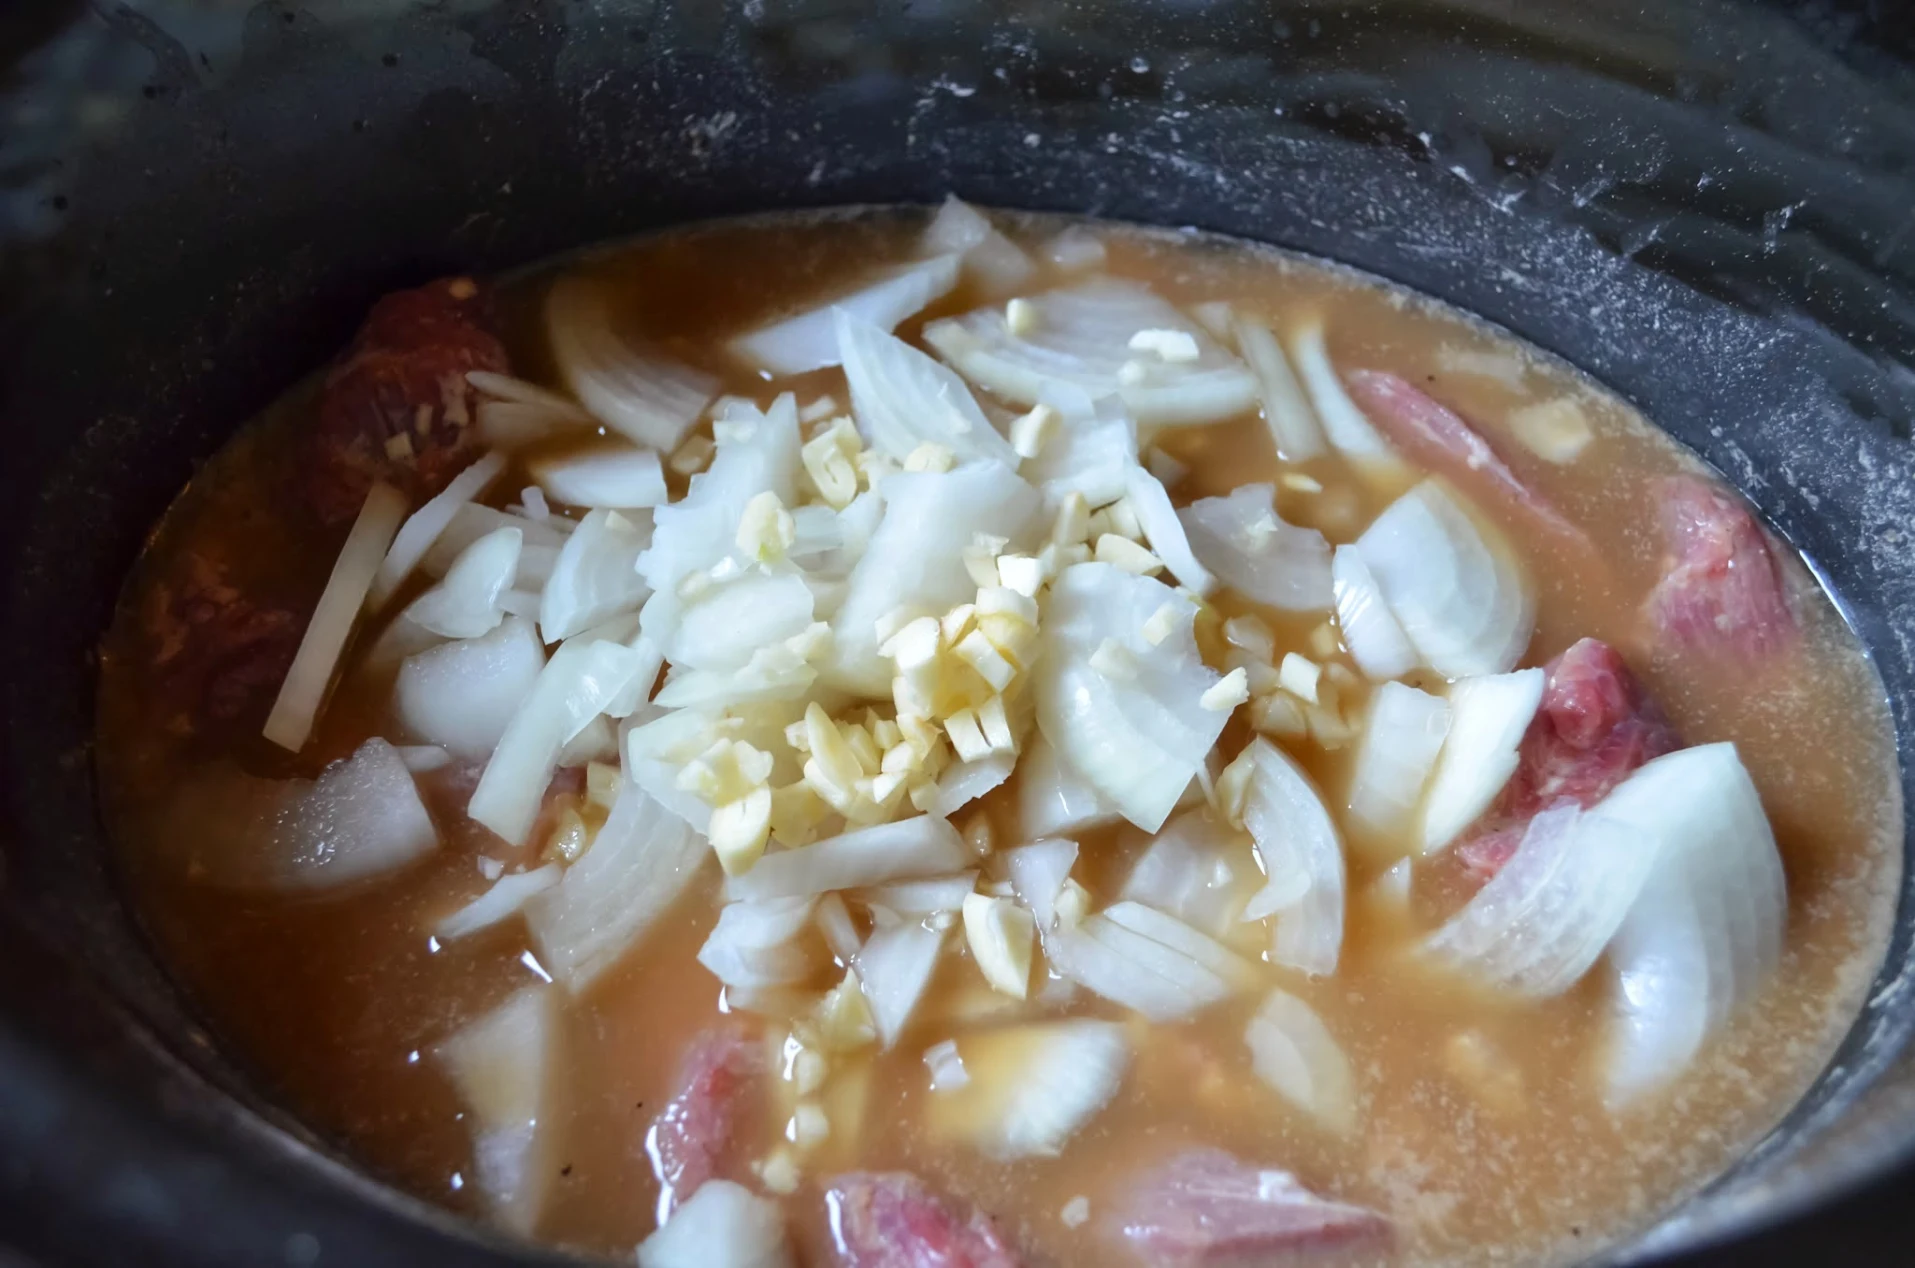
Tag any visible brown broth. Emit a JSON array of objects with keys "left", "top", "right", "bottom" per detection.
[{"left": 96, "top": 208, "right": 1902, "bottom": 1266}]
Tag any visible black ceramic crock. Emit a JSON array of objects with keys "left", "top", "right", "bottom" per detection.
[{"left": 2, "top": 2, "right": 1912, "bottom": 1265}]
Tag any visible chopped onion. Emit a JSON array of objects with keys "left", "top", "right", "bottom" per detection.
[
  {"left": 855, "top": 872, "right": 979, "bottom": 916},
  {"left": 836, "top": 309, "right": 1019, "bottom": 467},
  {"left": 728, "top": 254, "right": 962, "bottom": 377},
  {"left": 1346, "top": 682, "right": 1452, "bottom": 842},
  {"left": 1240, "top": 739, "right": 1346, "bottom": 976},
  {"left": 727, "top": 815, "right": 969, "bottom": 901},
  {"left": 1599, "top": 743, "right": 1787, "bottom": 1107},
  {"left": 422, "top": 501, "right": 565, "bottom": 588},
  {"left": 435, "top": 987, "right": 562, "bottom": 1236},
  {"left": 467, "top": 634, "right": 657, "bottom": 845},
  {"left": 394, "top": 615, "right": 547, "bottom": 760},
  {"left": 1102, "top": 901, "right": 1258, "bottom": 988},
  {"left": 854, "top": 921, "right": 946, "bottom": 1049},
  {"left": 1332, "top": 545, "right": 1418, "bottom": 682},
  {"left": 529, "top": 442, "right": 668, "bottom": 510},
  {"left": 638, "top": 395, "right": 801, "bottom": 640},
  {"left": 368, "top": 452, "right": 508, "bottom": 609},
  {"left": 1237, "top": 318, "right": 1326, "bottom": 461},
  {"left": 557, "top": 713, "right": 619, "bottom": 767},
  {"left": 1419, "top": 668, "right": 1545, "bottom": 855},
  {"left": 923, "top": 195, "right": 1034, "bottom": 294},
  {"left": 1284, "top": 318, "right": 1399, "bottom": 466},
  {"left": 469, "top": 371, "right": 597, "bottom": 450},
  {"left": 403, "top": 526, "right": 520, "bottom": 639},
  {"left": 1048, "top": 912, "right": 1240, "bottom": 1021},
  {"left": 829, "top": 463, "right": 1041, "bottom": 693},
  {"left": 815, "top": 891, "right": 864, "bottom": 963},
  {"left": 435, "top": 865, "right": 563, "bottom": 941},
  {"left": 667, "top": 572, "right": 816, "bottom": 671},
  {"left": 933, "top": 752, "right": 1016, "bottom": 818},
  {"left": 637, "top": 1179, "right": 793, "bottom": 1268},
  {"left": 1004, "top": 838, "right": 1080, "bottom": 932},
  {"left": 1034, "top": 563, "right": 1228, "bottom": 833},
  {"left": 159, "top": 738, "right": 439, "bottom": 893},
  {"left": 1125, "top": 463, "right": 1215, "bottom": 596},
  {"left": 1120, "top": 807, "right": 1257, "bottom": 940},
  {"left": 927, "top": 1020, "right": 1129, "bottom": 1159},
  {"left": 924, "top": 1038, "right": 970, "bottom": 1092},
  {"left": 922, "top": 279, "right": 1258, "bottom": 426},
  {"left": 1421, "top": 804, "right": 1654, "bottom": 997},
  {"left": 539, "top": 508, "right": 652, "bottom": 644},
  {"left": 1018, "top": 385, "right": 1138, "bottom": 508},
  {"left": 395, "top": 744, "right": 452, "bottom": 772},
  {"left": 697, "top": 896, "right": 822, "bottom": 990},
  {"left": 548, "top": 276, "right": 718, "bottom": 450},
  {"left": 1353, "top": 480, "right": 1536, "bottom": 678},
  {"left": 1178, "top": 484, "right": 1333, "bottom": 611},
  {"left": 265, "top": 482, "right": 409, "bottom": 751},
  {"left": 1245, "top": 989, "right": 1357, "bottom": 1136},
  {"left": 525, "top": 781, "right": 706, "bottom": 991},
  {"left": 1015, "top": 733, "right": 1117, "bottom": 841}
]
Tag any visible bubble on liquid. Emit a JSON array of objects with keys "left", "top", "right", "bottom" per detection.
[{"left": 1130, "top": 56, "right": 1150, "bottom": 74}]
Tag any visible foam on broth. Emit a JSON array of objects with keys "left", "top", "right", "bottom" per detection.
[{"left": 96, "top": 207, "right": 1901, "bottom": 1266}]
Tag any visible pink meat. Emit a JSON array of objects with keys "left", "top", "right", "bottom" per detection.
[
  {"left": 644, "top": 1026, "right": 764, "bottom": 1217},
  {"left": 825, "top": 1171, "right": 1024, "bottom": 1268},
  {"left": 1108, "top": 1149, "right": 1389, "bottom": 1267},
  {"left": 1644, "top": 474, "right": 1796, "bottom": 660},
  {"left": 1455, "top": 638, "right": 1680, "bottom": 880},
  {"left": 1343, "top": 369, "right": 1590, "bottom": 548}
]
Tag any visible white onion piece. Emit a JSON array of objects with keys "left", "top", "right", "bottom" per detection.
[
  {"left": 525, "top": 781, "right": 706, "bottom": 991},
  {"left": 1034, "top": 563, "right": 1228, "bottom": 833},
  {"left": 1120, "top": 808, "right": 1257, "bottom": 940},
  {"left": 394, "top": 615, "right": 546, "bottom": 759},
  {"left": 729, "top": 254, "right": 962, "bottom": 377},
  {"left": 435, "top": 987, "right": 562, "bottom": 1236},
  {"left": 1422, "top": 804, "right": 1655, "bottom": 997},
  {"left": 933, "top": 752, "right": 1016, "bottom": 819},
  {"left": 1015, "top": 733, "right": 1117, "bottom": 841},
  {"left": 1177, "top": 484, "right": 1333, "bottom": 611},
  {"left": 1102, "top": 901, "right": 1259, "bottom": 988},
  {"left": 1285, "top": 319, "right": 1400, "bottom": 466},
  {"left": 160, "top": 738, "right": 439, "bottom": 893},
  {"left": 829, "top": 463, "right": 1041, "bottom": 694},
  {"left": 435, "top": 865, "right": 563, "bottom": 941},
  {"left": 637, "top": 1179, "right": 793, "bottom": 1268},
  {"left": 1019, "top": 385, "right": 1137, "bottom": 508},
  {"left": 788, "top": 503, "right": 844, "bottom": 562},
  {"left": 421, "top": 501, "right": 565, "bottom": 589},
  {"left": 667, "top": 573, "right": 816, "bottom": 671},
  {"left": 837, "top": 309, "right": 1019, "bottom": 467},
  {"left": 548, "top": 276, "right": 718, "bottom": 450},
  {"left": 395, "top": 744, "right": 452, "bottom": 772},
  {"left": 854, "top": 921, "right": 946, "bottom": 1049},
  {"left": 539, "top": 508, "right": 652, "bottom": 644},
  {"left": 638, "top": 395, "right": 801, "bottom": 640},
  {"left": 467, "top": 635, "right": 655, "bottom": 845},
  {"left": 922, "top": 195, "right": 1035, "bottom": 294},
  {"left": 1003, "top": 838, "right": 1080, "bottom": 932},
  {"left": 1332, "top": 545, "right": 1418, "bottom": 682},
  {"left": 1237, "top": 318, "right": 1326, "bottom": 461},
  {"left": 815, "top": 892, "right": 864, "bottom": 964},
  {"left": 922, "top": 279, "right": 1258, "bottom": 426},
  {"left": 1346, "top": 682, "right": 1452, "bottom": 841},
  {"left": 697, "top": 897, "right": 821, "bottom": 990},
  {"left": 469, "top": 371, "right": 596, "bottom": 450},
  {"left": 265, "top": 482, "right": 409, "bottom": 751},
  {"left": 1419, "top": 668, "right": 1545, "bottom": 854},
  {"left": 1354, "top": 480, "right": 1536, "bottom": 678},
  {"left": 403, "top": 526, "right": 520, "bottom": 639},
  {"left": 368, "top": 452, "right": 508, "bottom": 609},
  {"left": 855, "top": 872, "right": 979, "bottom": 916},
  {"left": 727, "top": 815, "right": 969, "bottom": 901},
  {"left": 1240, "top": 739, "right": 1346, "bottom": 976},
  {"left": 1245, "top": 989, "right": 1357, "bottom": 1136},
  {"left": 529, "top": 443, "right": 668, "bottom": 510},
  {"left": 557, "top": 713, "right": 619, "bottom": 767},
  {"left": 927, "top": 1020, "right": 1129, "bottom": 1159},
  {"left": 1600, "top": 744, "right": 1787, "bottom": 1108},
  {"left": 1125, "top": 463, "right": 1215, "bottom": 596},
  {"left": 1047, "top": 912, "right": 1237, "bottom": 1021}
]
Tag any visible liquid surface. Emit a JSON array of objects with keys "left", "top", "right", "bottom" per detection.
[{"left": 97, "top": 208, "right": 1902, "bottom": 1266}]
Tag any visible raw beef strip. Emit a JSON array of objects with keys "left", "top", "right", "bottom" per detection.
[
  {"left": 1343, "top": 369, "right": 1589, "bottom": 547},
  {"left": 825, "top": 1171, "right": 1024, "bottom": 1268},
  {"left": 141, "top": 551, "right": 299, "bottom": 739},
  {"left": 1644, "top": 474, "right": 1795, "bottom": 660},
  {"left": 645, "top": 1026, "right": 765, "bottom": 1217},
  {"left": 1456, "top": 638, "right": 1681, "bottom": 880},
  {"left": 308, "top": 276, "right": 508, "bottom": 522},
  {"left": 1108, "top": 1148, "right": 1389, "bottom": 1267}
]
